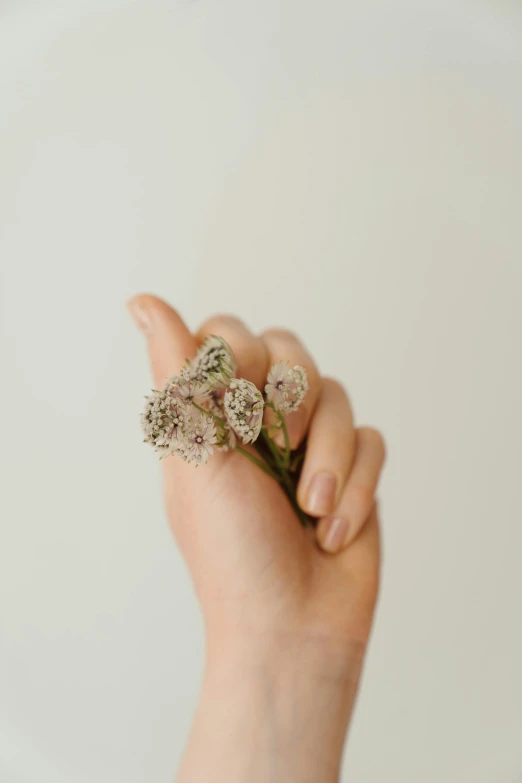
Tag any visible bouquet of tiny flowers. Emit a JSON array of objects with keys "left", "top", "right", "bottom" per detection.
[{"left": 141, "top": 335, "right": 313, "bottom": 526}]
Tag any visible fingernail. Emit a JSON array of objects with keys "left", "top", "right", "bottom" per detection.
[
  {"left": 318, "top": 516, "right": 349, "bottom": 554},
  {"left": 306, "top": 471, "right": 337, "bottom": 516},
  {"left": 128, "top": 301, "right": 154, "bottom": 336}
]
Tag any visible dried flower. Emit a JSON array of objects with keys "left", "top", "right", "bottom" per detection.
[
  {"left": 165, "top": 367, "right": 210, "bottom": 407},
  {"left": 190, "top": 335, "right": 236, "bottom": 388},
  {"left": 224, "top": 378, "right": 264, "bottom": 444},
  {"left": 265, "top": 361, "right": 309, "bottom": 413},
  {"left": 141, "top": 390, "right": 189, "bottom": 456},
  {"left": 177, "top": 414, "right": 217, "bottom": 466},
  {"left": 139, "top": 331, "right": 317, "bottom": 525}
]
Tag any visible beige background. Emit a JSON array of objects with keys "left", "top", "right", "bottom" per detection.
[{"left": 1, "top": 1, "right": 522, "bottom": 781}]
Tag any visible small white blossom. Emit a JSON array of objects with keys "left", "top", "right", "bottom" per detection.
[
  {"left": 224, "top": 378, "right": 264, "bottom": 444},
  {"left": 177, "top": 414, "right": 217, "bottom": 466},
  {"left": 190, "top": 335, "right": 236, "bottom": 388},
  {"left": 141, "top": 390, "right": 189, "bottom": 455},
  {"left": 165, "top": 367, "right": 210, "bottom": 407},
  {"left": 265, "top": 361, "right": 309, "bottom": 413},
  {"left": 141, "top": 335, "right": 309, "bottom": 472}
]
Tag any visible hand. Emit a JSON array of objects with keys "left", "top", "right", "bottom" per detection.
[{"left": 128, "top": 294, "right": 386, "bottom": 783}]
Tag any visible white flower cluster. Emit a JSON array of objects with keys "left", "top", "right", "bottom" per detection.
[
  {"left": 223, "top": 379, "right": 264, "bottom": 444},
  {"left": 265, "top": 361, "right": 309, "bottom": 413},
  {"left": 141, "top": 389, "right": 187, "bottom": 456},
  {"left": 174, "top": 414, "right": 217, "bottom": 466},
  {"left": 190, "top": 335, "right": 236, "bottom": 386},
  {"left": 141, "top": 336, "right": 236, "bottom": 465},
  {"left": 165, "top": 368, "right": 211, "bottom": 407},
  {"left": 141, "top": 391, "right": 217, "bottom": 466},
  {"left": 141, "top": 334, "right": 309, "bottom": 466}
]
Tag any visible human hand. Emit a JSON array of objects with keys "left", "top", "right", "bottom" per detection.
[{"left": 128, "top": 294, "right": 386, "bottom": 783}]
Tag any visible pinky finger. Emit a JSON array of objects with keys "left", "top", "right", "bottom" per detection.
[{"left": 316, "top": 427, "right": 386, "bottom": 554}]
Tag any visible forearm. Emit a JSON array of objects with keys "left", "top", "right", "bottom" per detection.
[{"left": 176, "top": 632, "right": 365, "bottom": 783}]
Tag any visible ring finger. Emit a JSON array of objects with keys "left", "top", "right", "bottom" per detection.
[
  {"left": 297, "top": 377, "right": 356, "bottom": 517},
  {"left": 316, "top": 427, "right": 386, "bottom": 554}
]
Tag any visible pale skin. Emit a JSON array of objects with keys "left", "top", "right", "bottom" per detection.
[{"left": 128, "top": 294, "right": 386, "bottom": 783}]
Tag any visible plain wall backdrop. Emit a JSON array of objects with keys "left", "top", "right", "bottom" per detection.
[{"left": 1, "top": 1, "right": 522, "bottom": 781}]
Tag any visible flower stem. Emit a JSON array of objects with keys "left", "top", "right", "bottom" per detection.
[
  {"left": 279, "top": 415, "right": 291, "bottom": 468},
  {"left": 235, "top": 446, "right": 281, "bottom": 481},
  {"left": 237, "top": 404, "right": 314, "bottom": 528},
  {"left": 261, "top": 429, "right": 285, "bottom": 473},
  {"left": 258, "top": 431, "right": 312, "bottom": 525},
  {"left": 264, "top": 402, "right": 291, "bottom": 468}
]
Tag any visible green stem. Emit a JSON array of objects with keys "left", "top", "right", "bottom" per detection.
[
  {"left": 264, "top": 402, "right": 291, "bottom": 469},
  {"left": 189, "top": 400, "right": 313, "bottom": 526},
  {"left": 261, "top": 429, "right": 285, "bottom": 472},
  {"left": 260, "top": 431, "right": 304, "bottom": 518},
  {"left": 236, "top": 404, "right": 314, "bottom": 528},
  {"left": 259, "top": 443, "right": 314, "bottom": 528},
  {"left": 279, "top": 415, "right": 291, "bottom": 468},
  {"left": 235, "top": 446, "right": 281, "bottom": 481}
]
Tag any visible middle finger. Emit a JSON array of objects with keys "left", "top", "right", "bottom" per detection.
[{"left": 260, "top": 328, "right": 321, "bottom": 449}]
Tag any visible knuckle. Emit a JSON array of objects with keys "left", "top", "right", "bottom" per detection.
[
  {"left": 261, "top": 327, "right": 300, "bottom": 344},
  {"left": 319, "top": 377, "right": 353, "bottom": 427},
  {"left": 199, "top": 314, "right": 246, "bottom": 335},
  {"left": 322, "top": 376, "right": 349, "bottom": 401},
  {"left": 322, "top": 375, "right": 344, "bottom": 393}
]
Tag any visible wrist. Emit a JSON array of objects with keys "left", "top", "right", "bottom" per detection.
[
  {"left": 177, "top": 629, "right": 366, "bottom": 783},
  {"left": 207, "top": 626, "right": 365, "bottom": 689}
]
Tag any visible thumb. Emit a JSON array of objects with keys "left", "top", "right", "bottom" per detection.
[{"left": 127, "top": 293, "right": 197, "bottom": 388}]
